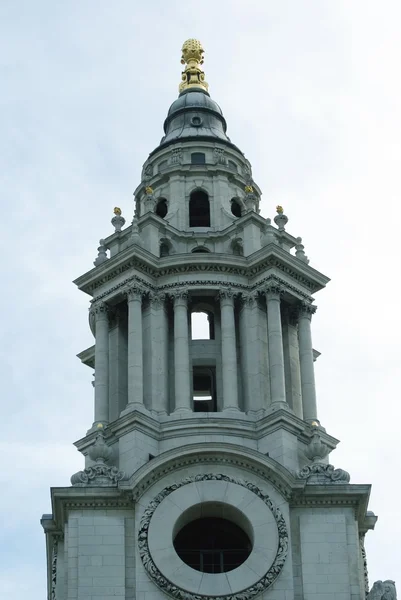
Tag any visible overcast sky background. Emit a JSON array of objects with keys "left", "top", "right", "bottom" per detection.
[{"left": 1, "top": 2, "right": 400, "bottom": 598}]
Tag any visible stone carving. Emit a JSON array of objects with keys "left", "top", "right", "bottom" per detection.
[
  {"left": 125, "top": 285, "right": 144, "bottom": 302},
  {"left": 170, "top": 289, "right": 189, "bottom": 304},
  {"left": 360, "top": 534, "right": 370, "bottom": 597},
  {"left": 169, "top": 148, "right": 182, "bottom": 165},
  {"left": 142, "top": 163, "right": 153, "bottom": 182},
  {"left": 111, "top": 207, "right": 126, "bottom": 232},
  {"left": 93, "top": 239, "right": 108, "bottom": 267},
  {"left": 214, "top": 147, "right": 227, "bottom": 165},
  {"left": 138, "top": 473, "right": 288, "bottom": 600},
  {"left": 217, "top": 287, "right": 235, "bottom": 302},
  {"left": 90, "top": 301, "right": 109, "bottom": 320},
  {"left": 264, "top": 284, "right": 283, "bottom": 300},
  {"left": 298, "top": 302, "right": 317, "bottom": 319},
  {"left": 367, "top": 581, "right": 397, "bottom": 600},
  {"left": 51, "top": 537, "right": 58, "bottom": 600},
  {"left": 295, "top": 237, "right": 309, "bottom": 264},
  {"left": 70, "top": 428, "right": 126, "bottom": 487},
  {"left": 296, "top": 463, "right": 350, "bottom": 484},
  {"left": 149, "top": 291, "right": 166, "bottom": 308},
  {"left": 274, "top": 206, "right": 288, "bottom": 231},
  {"left": 303, "top": 431, "right": 330, "bottom": 462}
]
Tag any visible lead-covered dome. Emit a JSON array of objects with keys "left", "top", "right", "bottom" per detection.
[{"left": 159, "top": 89, "right": 230, "bottom": 148}]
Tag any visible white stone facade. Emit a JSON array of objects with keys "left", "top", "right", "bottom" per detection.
[{"left": 41, "top": 50, "right": 392, "bottom": 600}]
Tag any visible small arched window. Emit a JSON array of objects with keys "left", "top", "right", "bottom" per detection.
[
  {"left": 228, "top": 160, "right": 237, "bottom": 172},
  {"left": 191, "top": 152, "right": 206, "bottom": 165},
  {"left": 155, "top": 198, "right": 168, "bottom": 219},
  {"left": 231, "top": 199, "right": 242, "bottom": 218},
  {"left": 189, "top": 191, "right": 210, "bottom": 227}
]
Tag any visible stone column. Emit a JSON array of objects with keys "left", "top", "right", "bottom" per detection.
[
  {"left": 149, "top": 292, "right": 168, "bottom": 414},
  {"left": 219, "top": 289, "right": 239, "bottom": 411},
  {"left": 122, "top": 285, "right": 144, "bottom": 413},
  {"left": 265, "top": 285, "right": 287, "bottom": 408},
  {"left": 172, "top": 290, "right": 191, "bottom": 412},
  {"left": 298, "top": 302, "right": 318, "bottom": 423},
  {"left": 91, "top": 301, "right": 110, "bottom": 425},
  {"left": 239, "top": 292, "right": 262, "bottom": 413}
]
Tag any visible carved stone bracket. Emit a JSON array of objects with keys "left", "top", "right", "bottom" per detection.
[
  {"left": 138, "top": 474, "right": 289, "bottom": 600},
  {"left": 303, "top": 431, "right": 330, "bottom": 462},
  {"left": 70, "top": 429, "right": 126, "bottom": 487},
  {"left": 296, "top": 463, "right": 350, "bottom": 484},
  {"left": 70, "top": 464, "right": 127, "bottom": 486}
]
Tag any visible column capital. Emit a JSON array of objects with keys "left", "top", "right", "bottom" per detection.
[
  {"left": 239, "top": 291, "right": 258, "bottom": 310},
  {"left": 170, "top": 289, "right": 189, "bottom": 306},
  {"left": 149, "top": 291, "right": 166, "bottom": 309},
  {"left": 125, "top": 285, "right": 145, "bottom": 302},
  {"left": 217, "top": 287, "right": 235, "bottom": 304},
  {"left": 264, "top": 284, "right": 283, "bottom": 301},
  {"left": 90, "top": 301, "right": 109, "bottom": 321},
  {"left": 298, "top": 302, "right": 317, "bottom": 320}
]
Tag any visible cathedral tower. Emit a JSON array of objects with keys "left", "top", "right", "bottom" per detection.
[{"left": 41, "top": 40, "right": 395, "bottom": 600}]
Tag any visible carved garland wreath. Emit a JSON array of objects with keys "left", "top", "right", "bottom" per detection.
[{"left": 138, "top": 473, "right": 289, "bottom": 600}]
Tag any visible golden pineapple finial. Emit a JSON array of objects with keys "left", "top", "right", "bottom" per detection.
[{"left": 179, "top": 39, "right": 209, "bottom": 93}]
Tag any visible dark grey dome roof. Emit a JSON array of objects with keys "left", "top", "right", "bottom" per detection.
[
  {"left": 166, "top": 90, "right": 224, "bottom": 117},
  {"left": 150, "top": 89, "right": 239, "bottom": 153}
]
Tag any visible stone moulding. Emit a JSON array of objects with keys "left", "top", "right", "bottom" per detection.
[
  {"left": 296, "top": 462, "right": 350, "bottom": 484},
  {"left": 138, "top": 473, "right": 289, "bottom": 600},
  {"left": 89, "top": 273, "right": 314, "bottom": 307}
]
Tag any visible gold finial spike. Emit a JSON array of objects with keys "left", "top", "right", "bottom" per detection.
[
  {"left": 179, "top": 39, "right": 209, "bottom": 93},
  {"left": 113, "top": 207, "right": 122, "bottom": 216},
  {"left": 276, "top": 205, "right": 284, "bottom": 214}
]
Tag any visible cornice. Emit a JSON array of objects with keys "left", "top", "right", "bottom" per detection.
[
  {"left": 122, "top": 442, "right": 303, "bottom": 502},
  {"left": 290, "top": 483, "right": 372, "bottom": 527},
  {"left": 49, "top": 487, "right": 132, "bottom": 531}
]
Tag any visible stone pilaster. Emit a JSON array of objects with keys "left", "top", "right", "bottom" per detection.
[
  {"left": 218, "top": 288, "right": 239, "bottom": 411},
  {"left": 90, "top": 301, "right": 110, "bottom": 426},
  {"left": 172, "top": 290, "right": 191, "bottom": 412},
  {"left": 298, "top": 302, "right": 318, "bottom": 423},
  {"left": 122, "top": 286, "right": 144, "bottom": 414},
  {"left": 265, "top": 285, "right": 287, "bottom": 408}
]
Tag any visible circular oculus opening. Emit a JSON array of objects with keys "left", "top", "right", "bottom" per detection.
[
  {"left": 174, "top": 516, "right": 252, "bottom": 574},
  {"left": 191, "top": 116, "right": 203, "bottom": 127}
]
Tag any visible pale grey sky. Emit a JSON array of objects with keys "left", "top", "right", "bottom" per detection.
[{"left": 1, "top": 2, "right": 400, "bottom": 598}]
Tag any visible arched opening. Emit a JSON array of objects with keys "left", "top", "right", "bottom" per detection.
[
  {"left": 191, "top": 246, "right": 210, "bottom": 253},
  {"left": 189, "top": 191, "right": 210, "bottom": 227},
  {"left": 160, "top": 242, "right": 170, "bottom": 257},
  {"left": 231, "top": 198, "right": 242, "bottom": 218},
  {"left": 191, "top": 152, "right": 206, "bottom": 165},
  {"left": 155, "top": 198, "right": 168, "bottom": 219},
  {"left": 174, "top": 516, "right": 252, "bottom": 573},
  {"left": 192, "top": 368, "right": 216, "bottom": 413},
  {"left": 191, "top": 310, "right": 214, "bottom": 340}
]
